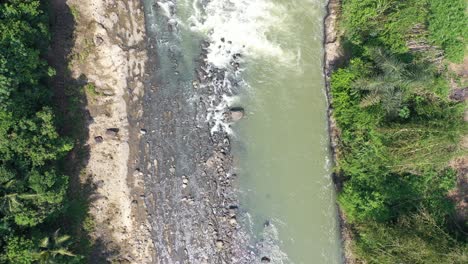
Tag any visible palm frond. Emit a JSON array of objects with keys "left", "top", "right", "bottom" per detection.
[
  {"left": 18, "top": 193, "right": 39, "bottom": 200},
  {"left": 40, "top": 237, "right": 50, "bottom": 248},
  {"left": 381, "top": 90, "right": 403, "bottom": 115},
  {"left": 52, "top": 249, "right": 76, "bottom": 257},
  {"left": 370, "top": 47, "right": 407, "bottom": 77},
  {"left": 55, "top": 235, "right": 71, "bottom": 246},
  {"left": 4, "top": 179, "right": 16, "bottom": 189},
  {"left": 360, "top": 93, "right": 382, "bottom": 107}
]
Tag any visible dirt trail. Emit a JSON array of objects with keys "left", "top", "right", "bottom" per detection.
[{"left": 50, "top": 0, "right": 154, "bottom": 262}]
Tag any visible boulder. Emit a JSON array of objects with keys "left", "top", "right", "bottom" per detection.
[
  {"left": 105, "top": 128, "right": 119, "bottom": 137},
  {"left": 216, "top": 240, "right": 224, "bottom": 249},
  {"left": 229, "top": 107, "right": 244, "bottom": 122},
  {"left": 450, "top": 88, "right": 467, "bottom": 102}
]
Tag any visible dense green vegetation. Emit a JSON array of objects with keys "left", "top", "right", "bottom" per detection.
[
  {"left": 341, "top": 0, "right": 467, "bottom": 62},
  {"left": 0, "top": 0, "right": 83, "bottom": 263},
  {"left": 333, "top": 0, "right": 467, "bottom": 263}
]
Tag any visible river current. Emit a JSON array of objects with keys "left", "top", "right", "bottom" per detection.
[{"left": 143, "top": 0, "right": 342, "bottom": 263}]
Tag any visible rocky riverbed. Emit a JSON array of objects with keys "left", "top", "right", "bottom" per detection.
[{"left": 136, "top": 2, "right": 256, "bottom": 263}]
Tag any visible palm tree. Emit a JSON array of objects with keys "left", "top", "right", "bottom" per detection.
[
  {"left": 0, "top": 167, "right": 22, "bottom": 215},
  {"left": 36, "top": 229, "right": 76, "bottom": 264},
  {"left": 353, "top": 48, "right": 430, "bottom": 117},
  {"left": 0, "top": 167, "right": 39, "bottom": 216}
]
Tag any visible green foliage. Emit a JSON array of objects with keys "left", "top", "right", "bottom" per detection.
[
  {"left": 342, "top": 0, "right": 467, "bottom": 60},
  {"left": 1, "top": 237, "right": 35, "bottom": 264},
  {"left": 428, "top": 0, "right": 467, "bottom": 62},
  {"left": 334, "top": 0, "right": 467, "bottom": 262},
  {"left": 333, "top": 53, "right": 465, "bottom": 260},
  {"left": 36, "top": 229, "right": 81, "bottom": 264},
  {"left": 339, "top": 169, "right": 457, "bottom": 223},
  {"left": 82, "top": 215, "right": 95, "bottom": 233},
  {"left": 0, "top": 0, "right": 82, "bottom": 261},
  {"left": 69, "top": 5, "right": 80, "bottom": 22},
  {"left": 0, "top": 0, "right": 50, "bottom": 108},
  {"left": 354, "top": 211, "right": 467, "bottom": 264},
  {"left": 341, "top": 0, "right": 429, "bottom": 54},
  {"left": 84, "top": 83, "right": 101, "bottom": 100}
]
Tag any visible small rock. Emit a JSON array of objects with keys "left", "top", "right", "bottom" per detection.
[
  {"left": 216, "top": 240, "right": 224, "bottom": 249},
  {"left": 182, "top": 183, "right": 187, "bottom": 189},
  {"left": 140, "top": 129, "right": 147, "bottom": 135},
  {"left": 229, "top": 218, "right": 237, "bottom": 226},
  {"left": 102, "top": 89, "right": 114, "bottom": 96},
  {"left": 95, "top": 35, "right": 104, "bottom": 46},
  {"left": 169, "top": 167, "right": 176, "bottom": 174},
  {"left": 261, "top": 256, "right": 271, "bottom": 263},
  {"left": 94, "top": 136, "right": 104, "bottom": 143},
  {"left": 182, "top": 178, "right": 189, "bottom": 184},
  {"left": 105, "top": 128, "right": 119, "bottom": 137}
]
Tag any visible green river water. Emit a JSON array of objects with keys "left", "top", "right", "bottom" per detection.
[{"left": 231, "top": 1, "right": 342, "bottom": 263}]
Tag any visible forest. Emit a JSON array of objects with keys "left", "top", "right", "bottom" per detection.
[
  {"left": 332, "top": 0, "right": 467, "bottom": 263},
  {"left": 0, "top": 0, "right": 83, "bottom": 263}
]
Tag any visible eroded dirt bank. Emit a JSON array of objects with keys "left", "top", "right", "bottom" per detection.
[
  {"left": 50, "top": 0, "right": 154, "bottom": 262},
  {"left": 323, "top": 0, "right": 356, "bottom": 263}
]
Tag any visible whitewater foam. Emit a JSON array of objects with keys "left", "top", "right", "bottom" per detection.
[
  {"left": 185, "top": 0, "right": 301, "bottom": 135},
  {"left": 189, "top": 0, "right": 293, "bottom": 68}
]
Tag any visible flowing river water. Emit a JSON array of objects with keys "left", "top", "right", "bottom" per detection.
[{"left": 142, "top": 0, "right": 342, "bottom": 263}]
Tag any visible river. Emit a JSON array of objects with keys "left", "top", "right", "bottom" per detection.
[{"left": 142, "top": 0, "right": 342, "bottom": 263}]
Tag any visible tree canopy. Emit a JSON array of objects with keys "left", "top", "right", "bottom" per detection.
[{"left": 0, "top": 0, "right": 80, "bottom": 262}]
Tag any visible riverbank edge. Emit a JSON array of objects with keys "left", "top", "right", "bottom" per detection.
[{"left": 323, "top": 0, "right": 356, "bottom": 263}]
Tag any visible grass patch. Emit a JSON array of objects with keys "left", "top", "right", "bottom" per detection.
[
  {"left": 70, "top": 5, "right": 80, "bottom": 21},
  {"left": 84, "top": 83, "right": 100, "bottom": 98},
  {"left": 427, "top": 0, "right": 467, "bottom": 63}
]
